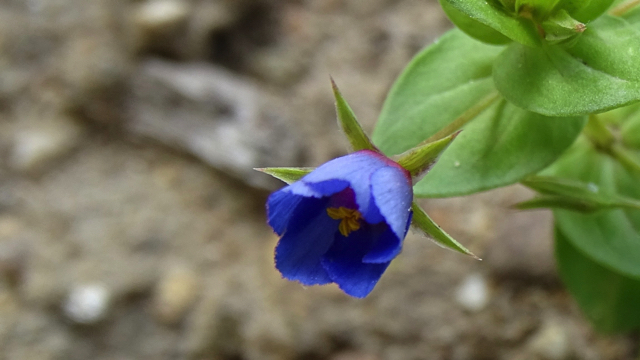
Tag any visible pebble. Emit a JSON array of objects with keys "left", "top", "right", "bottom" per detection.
[
  {"left": 528, "top": 319, "right": 571, "bottom": 360},
  {"left": 134, "top": 0, "right": 190, "bottom": 33},
  {"left": 10, "top": 114, "right": 83, "bottom": 174},
  {"left": 63, "top": 283, "right": 111, "bottom": 325},
  {"left": 455, "top": 273, "right": 489, "bottom": 312},
  {"left": 153, "top": 265, "right": 200, "bottom": 325}
]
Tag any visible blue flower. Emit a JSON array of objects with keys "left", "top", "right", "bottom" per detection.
[{"left": 267, "top": 150, "right": 413, "bottom": 298}]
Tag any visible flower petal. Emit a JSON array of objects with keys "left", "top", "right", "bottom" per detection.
[
  {"left": 267, "top": 190, "right": 303, "bottom": 236},
  {"left": 301, "top": 150, "right": 390, "bottom": 216},
  {"left": 370, "top": 166, "right": 413, "bottom": 240},
  {"left": 274, "top": 197, "right": 337, "bottom": 285},
  {"left": 321, "top": 226, "right": 391, "bottom": 298},
  {"left": 362, "top": 211, "right": 412, "bottom": 263}
]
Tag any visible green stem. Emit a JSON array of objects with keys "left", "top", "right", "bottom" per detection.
[
  {"left": 583, "top": 114, "right": 616, "bottom": 151},
  {"left": 423, "top": 90, "right": 500, "bottom": 144},
  {"left": 611, "top": 144, "right": 640, "bottom": 175},
  {"left": 610, "top": 0, "right": 640, "bottom": 16}
]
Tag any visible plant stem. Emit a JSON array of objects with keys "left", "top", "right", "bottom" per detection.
[
  {"left": 583, "top": 114, "right": 616, "bottom": 151},
  {"left": 610, "top": 0, "right": 640, "bottom": 16},
  {"left": 611, "top": 144, "right": 640, "bottom": 175},
  {"left": 423, "top": 90, "right": 500, "bottom": 144}
]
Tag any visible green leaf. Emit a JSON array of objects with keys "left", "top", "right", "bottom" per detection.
[
  {"left": 516, "top": 195, "right": 604, "bottom": 212},
  {"left": 374, "top": 29, "right": 503, "bottom": 155},
  {"left": 254, "top": 167, "right": 313, "bottom": 184},
  {"left": 555, "top": 226, "right": 640, "bottom": 333},
  {"left": 396, "top": 131, "right": 459, "bottom": 180},
  {"left": 493, "top": 15, "right": 640, "bottom": 116},
  {"left": 562, "top": 0, "right": 615, "bottom": 22},
  {"left": 439, "top": 0, "right": 512, "bottom": 44},
  {"left": 415, "top": 99, "right": 585, "bottom": 197},
  {"left": 411, "top": 202, "right": 479, "bottom": 259},
  {"left": 518, "top": 175, "right": 640, "bottom": 211},
  {"left": 331, "top": 78, "right": 379, "bottom": 153},
  {"left": 374, "top": 28, "right": 585, "bottom": 197},
  {"left": 441, "top": 0, "right": 541, "bottom": 46},
  {"left": 543, "top": 136, "right": 640, "bottom": 278}
]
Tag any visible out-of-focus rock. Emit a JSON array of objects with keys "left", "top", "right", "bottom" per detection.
[
  {"left": 528, "top": 319, "right": 572, "bottom": 360},
  {"left": 331, "top": 351, "right": 380, "bottom": 360},
  {"left": 152, "top": 264, "right": 200, "bottom": 325},
  {"left": 10, "top": 112, "right": 84, "bottom": 174},
  {"left": 55, "top": 34, "right": 130, "bottom": 125},
  {"left": 127, "top": 59, "right": 303, "bottom": 189},
  {"left": 63, "top": 283, "right": 111, "bottom": 325},
  {"left": 132, "top": 0, "right": 190, "bottom": 56},
  {"left": 455, "top": 273, "right": 490, "bottom": 312},
  {"left": 485, "top": 208, "right": 557, "bottom": 283},
  {"left": 0, "top": 238, "right": 27, "bottom": 288}
]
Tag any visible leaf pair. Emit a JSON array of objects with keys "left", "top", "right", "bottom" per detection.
[{"left": 373, "top": 29, "right": 586, "bottom": 198}]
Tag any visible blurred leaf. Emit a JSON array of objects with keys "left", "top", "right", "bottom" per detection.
[
  {"left": 562, "top": 0, "right": 616, "bottom": 22},
  {"left": 415, "top": 99, "right": 585, "bottom": 197},
  {"left": 255, "top": 167, "right": 313, "bottom": 184},
  {"left": 516, "top": 195, "right": 604, "bottom": 212},
  {"left": 518, "top": 175, "right": 640, "bottom": 211},
  {"left": 543, "top": 135, "right": 640, "bottom": 278},
  {"left": 440, "top": 0, "right": 541, "bottom": 46},
  {"left": 411, "top": 202, "right": 478, "bottom": 259},
  {"left": 331, "top": 78, "right": 379, "bottom": 153},
  {"left": 439, "top": 0, "right": 512, "bottom": 44},
  {"left": 494, "top": 15, "right": 640, "bottom": 116},
  {"left": 555, "top": 226, "right": 640, "bottom": 333}
]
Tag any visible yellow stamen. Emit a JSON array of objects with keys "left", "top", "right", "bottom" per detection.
[{"left": 327, "top": 207, "right": 362, "bottom": 237}]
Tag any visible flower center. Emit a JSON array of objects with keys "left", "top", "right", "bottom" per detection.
[{"left": 327, "top": 207, "right": 362, "bottom": 237}]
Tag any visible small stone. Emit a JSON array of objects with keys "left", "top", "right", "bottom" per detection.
[
  {"left": 528, "top": 320, "right": 571, "bottom": 360},
  {"left": 10, "top": 114, "right": 83, "bottom": 174},
  {"left": 132, "top": 0, "right": 190, "bottom": 56},
  {"left": 153, "top": 265, "right": 200, "bottom": 325},
  {"left": 63, "top": 283, "right": 111, "bottom": 325},
  {"left": 455, "top": 273, "right": 489, "bottom": 312},
  {"left": 135, "top": 0, "right": 190, "bottom": 32}
]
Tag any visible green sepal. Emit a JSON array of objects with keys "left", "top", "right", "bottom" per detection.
[
  {"left": 396, "top": 131, "right": 460, "bottom": 181},
  {"left": 541, "top": 9, "right": 586, "bottom": 43},
  {"left": 254, "top": 167, "right": 314, "bottom": 184},
  {"left": 331, "top": 78, "right": 379, "bottom": 153},
  {"left": 411, "top": 202, "right": 479, "bottom": 259}
]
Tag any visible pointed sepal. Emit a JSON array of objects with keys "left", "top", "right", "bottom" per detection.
[
  {"left": 541, "top": 9, "right": 585, "bottom": 43},
  {"left": 396, "top": 131, "right": 460, "bottom": 182},
  {"left": 254, "top": 167, "right": 314, "bottom": 184},
  {"left": 411, "top": 201, "right": 480, "bottom": 259},
  {"left": 331, "top": 78, "right": 379, "bottom": 153}
]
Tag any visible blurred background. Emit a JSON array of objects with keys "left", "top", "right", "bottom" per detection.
[{"left": 0, "top": 0, "right": 637, "bottom": 359}]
